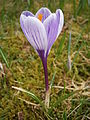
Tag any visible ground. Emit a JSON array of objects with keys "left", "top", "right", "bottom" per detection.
[{"left": 0, "top": 0, "right": 90, "bottom": 120}]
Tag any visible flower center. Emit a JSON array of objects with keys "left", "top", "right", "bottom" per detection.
[{"left": 38, "top": 14, "right": 43, "bottom": 21}]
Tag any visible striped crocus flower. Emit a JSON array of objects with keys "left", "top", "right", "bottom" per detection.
[{"left": 20, "top": 7, "right": 64, "bottom": 93}]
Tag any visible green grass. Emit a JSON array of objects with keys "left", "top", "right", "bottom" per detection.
[{"left": 0, "top": 0, "right": 90, "bottom": 119}]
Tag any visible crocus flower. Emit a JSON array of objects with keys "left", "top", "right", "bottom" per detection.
[{"left": 20, "top": 7, "right": 64, "bottom": 93}]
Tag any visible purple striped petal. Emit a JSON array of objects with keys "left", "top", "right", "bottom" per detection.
[
  {"left": 35, "top": 7, "right": 51, "bottom": 23},
  {"left": 56, "top": 9, "right": 64, "bottom": 38},
  {"left": 43, "top": 13, "right": 58, "bottom": 55},
  {"left": 43, "top": 9, "right": 64, "bottom": 55},
  {"left": 22, "top": 11, "right": 34, "bottom": 17},
  {"left": 20, "top": 12, "right": 48, "bottom": 56}
]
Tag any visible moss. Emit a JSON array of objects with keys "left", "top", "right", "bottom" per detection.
[{"left": 0, "top": 0, "right": 89, "bottom": 119}]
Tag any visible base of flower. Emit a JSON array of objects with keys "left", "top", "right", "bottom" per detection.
[{"left": 45, "top": 88, "right": 51, "bottom": 109}]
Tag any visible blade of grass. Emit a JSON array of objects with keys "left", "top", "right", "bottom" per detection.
[
  {"left": 77, "top": 0, "right": 87, "bottom": 15},
  {"left": 0, "top": 113, "right": 8, "bottom": 120},
  {"left": 67, "top": 103, "right": 82, "bottom": 118},
  {"left": 56, "top": 32, "right": 66, "bottom": 58},
  {"left": 12, "top": 86, "right": 42, "bottom": 105},
  {"left": 0, "top": 35, "right": 5, "bottom": 40},
  {"left": 73, "top": 31, "right": 84, "bottom": 51},
  {"left": 67, "top": 98, "right": 89, "bottom": 118},
  {"left": 63, "top": 110, "right": 67, "bottom": 120},
  {"left": 73, "top": 0, "right": 77, "bottom": 19},
  {"left": 0, "top": 0, "right": 6, "bottom": 24},
  {"left": 59, "top": 0, "right": 65, "bottom": 10},
  {"left": 48, "top": 0, "right": 51, "bottom": 9},
  {"left": 27, "top": 0, "right": 30, "bottom": 9},
  {"left": 50, "top": 72, "right": 56, "bottom": 89},
  {"left": 0, "top": 47, "right": 9, "bottom": 68},
  {"left": 48, "top": 91, "right": 77, "bottom": 114},
  {"left": 71, "top": 41, "right": 85, "bottom": 67},
  {"left": 77, "top": 0, "right": 83, "bottom": 15},
  {"left": 12, "top": 86, "right": 52, "bottom": 119},
  {"left": 0, "top": 109, "right": 10, "bottom": 120},
  {"left": 88, "top": 0, "right": 90, "bottom": 6}
]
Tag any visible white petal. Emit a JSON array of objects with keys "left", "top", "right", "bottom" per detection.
[
  {"left": 56, "top": 9, "right": 64, "bottom": 38},
  {"left": 20, "top": 14, "right": 48, "bottom": 53}
]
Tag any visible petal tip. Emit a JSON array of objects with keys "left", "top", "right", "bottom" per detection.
[{"left": 21, "top": 11, "right": 34, "bottom": 17}]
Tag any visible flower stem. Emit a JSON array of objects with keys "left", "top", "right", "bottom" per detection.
[
  {"left": 42, "top": 57, "right": 49, "bottom": 91},
  {"left": 38, "top": 50, "right": 50, "bottom": 108},
  {"left": 42, "top": 57, "right": 50, "bottom": 108}
]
